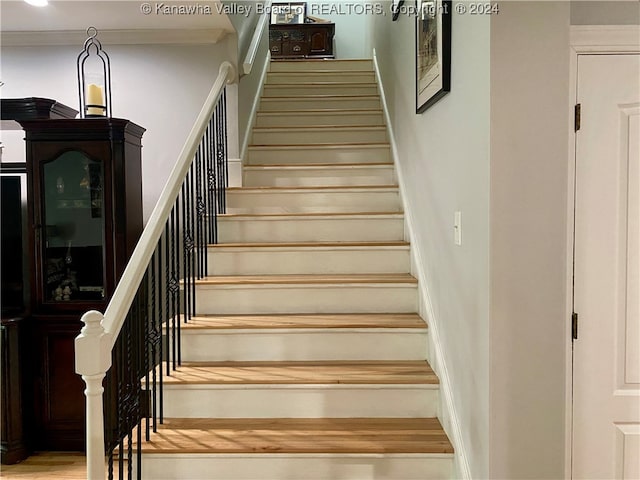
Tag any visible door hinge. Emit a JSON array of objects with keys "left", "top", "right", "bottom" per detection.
[
  {"left": 572, "top": 312, "right": 579, "bottom": 340},
  {"left": 574, "top": 104, "right": 581, "bottom": 132}
]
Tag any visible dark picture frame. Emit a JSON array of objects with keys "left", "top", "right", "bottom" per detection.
[
  {"left": 415, "top": 0, "right": 451, "bottom": 113},
  {"left": 270, "top": 2, "right": 306, "bottom": 24},
  {"left": 392, "top": 0, "right": 405, "bottom": 21}
]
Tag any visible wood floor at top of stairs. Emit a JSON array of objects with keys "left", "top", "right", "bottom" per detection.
[
  {"left": 181, "top": 313, "right": 425, "bottom": 330},
  {"left": 138, "top": 418, "right": 454, "bottom": 455}
]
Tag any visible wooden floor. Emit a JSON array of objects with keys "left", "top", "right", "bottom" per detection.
[{"left": 0, "top": 452, "right": 86, "bottom": 480}]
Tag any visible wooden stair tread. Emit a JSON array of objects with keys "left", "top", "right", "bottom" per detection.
[
  {"left": 209, "top": 241, "right": 409, "bottom": 248},
  {"left": 226, "top": 185, "right": 398, "bottom": 192},
  {"left": 252, "top": 125, "right": 385, "bottom": 130},
  {"left": 257, "top": 108, "right": 383, "bottom": 115},
  {"left": 182, "top": 313, "right": 425, "bottom": 330},
  {"left": 160, "top": 361, "right": 438, "bottom": 385},
  {"left": 265, "top": 82, "right": 377, "bottom": 87},
  {"left": 250, "top": 143, "right": 389, "bottom": 148},
  {"left": 195, "top": 273, "right": 417, "bottom": 286},
  {"left": 243, "top": 162, "right": 394, "bottom": 169},
  {"left": 139, "top": 418, "right": 453, "bottom": 454},
  {"left": 219, "top": 211, "right": 402, "bottom": 218},
  {"left": 248, "top": 142, "right": 389, "bottom": 149},
  {"left": 262, "top": 94, "right": 379, "bottom": 99}
]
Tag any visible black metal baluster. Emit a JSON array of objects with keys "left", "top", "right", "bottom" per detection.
[
  {"left": 189, "top": 165, "right": 197, "bottom": 313},
  {"left": 157, "top": 236, "right": 165, "bottom": 423},
  {"left": 169, "top": 209, "right": 177, "bottom": 371},
  {"left": 150, "top": 249, "right": 158, "bottom": 433},
  {"left": 108, "top": 450, "right": 114, "bottom": 480},
  {"left": 206, "top": 119, "right": 215, "bottom": 248},
  {"left": 194, "top": 147, "right": 203, "bottom": 279},
  {"left": 198, "top": 143, "right": 207, "bottom": 278},
  {"left": 127, "top": 319, "right": 133, "bottom": 480},
  {"left": 98, "top": 90, "right": 230, "bottom": 480},
  {"left": 164, "top": 227, "right": 171, "bottom": 377},
  {"left": 216, "top": 98, "right": 224, "bottom": 216},
  {"left": 182, "top": 183, "right": 191, "bottom": 325},
  {"left": 117, "top": 332, "right": 125, "bottom": 480},
  {"left": 222, "top": 88, "right": 229, "bottom": 213}
]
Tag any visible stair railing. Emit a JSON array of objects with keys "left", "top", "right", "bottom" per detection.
[
  {"left": 242, "top": 1, "right": 270, "bottom": 75},
  {"left": 75, "top": 61, "right": 236, "bottom": 480}
]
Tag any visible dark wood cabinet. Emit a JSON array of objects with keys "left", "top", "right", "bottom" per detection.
[
  {"left": 19, "top": 118, "right": 145, "bottom": 450},
  {"left": 1, "top": 98, "right": 79, "bottom": 463},
  {"left": 269, "top": 23, "right": 335, "bottom": 59}
]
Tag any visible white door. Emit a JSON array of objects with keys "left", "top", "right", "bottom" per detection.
[{"left": 573, "top": 53, "right": 640, "bottom": 479}]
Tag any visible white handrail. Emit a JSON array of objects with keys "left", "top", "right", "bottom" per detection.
[
  {"left": 75, "top": 60, "right": 236, "bottom": 480},
  {"left": 243, "top": 8, "right": 270, "bottom": 75}
]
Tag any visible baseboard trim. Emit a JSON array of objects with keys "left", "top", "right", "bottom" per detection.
[
  {"left": 372, "top": 48, "right": 471, "bottom": 480},
  {"left": 228, "top": 158, "right": 242, "bottom": 187},
  {"left": 240, "top": 51, "right": 271, "bottom": 171}
]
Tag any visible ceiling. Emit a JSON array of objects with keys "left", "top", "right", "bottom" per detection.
[{"left": 0, "top": 0, "right": 235, "bottom": 45}]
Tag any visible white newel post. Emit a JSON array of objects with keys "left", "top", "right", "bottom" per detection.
[{"left": 75, "top": 310, "right": 113, "bottom": 480}]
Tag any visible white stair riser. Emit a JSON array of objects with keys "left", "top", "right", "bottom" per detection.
[
  {"left": 159, "top": 386, "right": 438, "bottom": 418},
  {"left": 247, "top": 146, "right": 390, "bottom": 164},
  {"left": 181, "top": 330, "right": 428, "bottom": 362},
  {"left": 226, "top": 190, "right": 400, "bottom": 214},
  {"left": 139, "top": 454, "right": 453, "bottom": 480},
  {"left": 208, "top": 247, "right": 410, "bottom": 275},
  {"left": 243, "top": 165, "right": 396, "bottom": 187},
  {"left": 252, "top": 128, "right": 387, "bottom": 145},
  {"left": 263, "top": 85, "right": 378, "bottom": 96},
  {"left": 261, "top": 97, "right": 381, "bottom": 111},
  {"left": 267, "top": 72, "right": 376, "bottom": 84},
  {"left": 194, "top": 284, "right": 417, "bottom": 314},
  {"left": 269, "top": 60, "right": 374, "bottom": 72},
  {"left": 218, "top": 216, "right": 404, "bottom": 242},
  {"left": 255, "top": 111, "right": 385, "bottom": 127}
]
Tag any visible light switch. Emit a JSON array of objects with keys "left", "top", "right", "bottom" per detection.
[{"left": 454, "top": 211, "right": 462, "bottom": 246}]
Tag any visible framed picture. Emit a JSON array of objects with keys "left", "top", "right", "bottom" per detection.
[
  {"left": 415, "top": 0, "right": 451, "bottom": 113},
  {"left": 270, "top": 2, "right": 306, "bottom": 24},
  {"left": 392, "top": 0, "right": 405, "bottom": 21}
]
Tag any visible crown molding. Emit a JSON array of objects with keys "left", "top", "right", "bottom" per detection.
[
  {"left": 1, "top": 28, "right": 229, "bottom": 47},
  {"left": 570, "top": 25, "right": 640, "bottom": 51}
]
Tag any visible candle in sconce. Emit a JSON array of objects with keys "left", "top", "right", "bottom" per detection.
[{"left": 86, "top": 83, "right": 105, "bottom": 115}]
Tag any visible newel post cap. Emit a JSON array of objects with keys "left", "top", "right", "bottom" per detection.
[{"left": 75, "top": 310, "right": 113, "bottom": 377}]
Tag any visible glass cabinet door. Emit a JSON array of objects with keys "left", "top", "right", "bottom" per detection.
[{"left": 42, "top": 151, "right": 105, "bottom": 302}]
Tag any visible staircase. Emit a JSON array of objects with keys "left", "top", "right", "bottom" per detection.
[{"left": 139, "top": 59, "right": 454, "bottom": 480}]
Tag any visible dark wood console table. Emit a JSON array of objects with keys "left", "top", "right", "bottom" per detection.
[{"left": 269, "top": 22, "right": 335, "bottom": 59}]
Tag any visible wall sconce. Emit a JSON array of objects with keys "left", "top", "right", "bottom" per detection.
[{"left": 76, "top": 27, "right": 112, "bottom": 118}]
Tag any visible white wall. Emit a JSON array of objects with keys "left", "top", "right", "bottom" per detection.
[
  {"left": 371, "top": 1, "right": 572, "bottom": 478},
  {"left": 1, "top": 40, "right": 236, "bottom": 221},
  {"left": 571, "top": 0, "right": 639, "bottom": 25},
  {"left": 489, "top": 3, "right": 570, "bottom": 478},
  {"left": 370, "top": 5, "right": 491, "bottom": 478},
  {"left": 307, "top": 0, "right": 373, "bottom": 58},
  {"left": 224, "top": 0, "right": 261, "bottom": 58}
]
